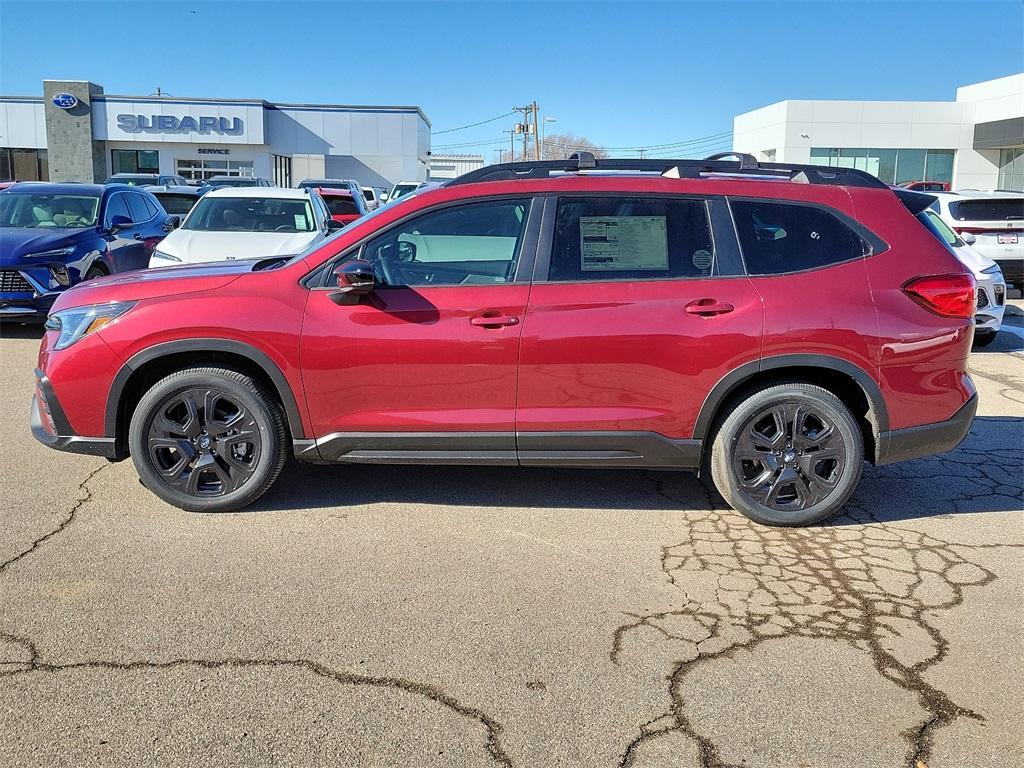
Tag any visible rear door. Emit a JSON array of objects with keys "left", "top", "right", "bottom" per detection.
[
  {"left": 515, "top": 193, "right": 763, "bottom": 467},
  {"left": 299, "top": 196, "right": 540, "bottom": 461}
]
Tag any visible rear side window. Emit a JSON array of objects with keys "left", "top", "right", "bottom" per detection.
[
  {"left": 126, "top": 193, "right": 152, "bottom": 222},
  {"left": 731, "top": 201, "right": 866, "bottom": 275},
  {"left": 549, "top": 197, "right": 716, "bottom": 281},
  {"left": 948, "top": 199, "right": 1024, "bottom": 221}
]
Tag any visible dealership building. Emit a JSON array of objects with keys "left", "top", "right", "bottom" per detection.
[
  {"left": 733, "top": 72, "right": 1024, "bottom": 191},
  {"left": 0, "top": 79, "right": 431, "bottom": 187}
]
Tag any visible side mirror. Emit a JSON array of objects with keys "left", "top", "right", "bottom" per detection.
[
  {"left": 960, "top": 232, "right": 976, "bottom": 245},
  {"left": 163, "top": 214, "right": 181, "bottom": 232},
  {"left": 107, "top": 214, "right": 132, "bottom": 234},
  {"left": 327, "top": 219, "right": 345, "bottom": 231},
  {"left": 379, "top": 192, "right": 389, "bottom": 202},
  {"left": 397, "top": 240, "right": 417, "bottom": 262},
  {"left": 330, "top": 259, "right": 375, "bottom": 304}
]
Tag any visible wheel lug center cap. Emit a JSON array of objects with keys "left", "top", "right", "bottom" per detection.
[
  {"left": 783, "top": 450, "right": 796, "bottom": 463},
  {"left": 199, "top": 435, "right": 211, "bottom": 450}
]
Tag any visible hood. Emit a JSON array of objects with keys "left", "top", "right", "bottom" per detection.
[
  {"left": 0, "top": 227, "right": 82, "bottom": 266},
  {"left": 158, "top": 229, "right": 317, "bottom": 263},
  {"left": 951, "top": 242, "right": 998, "bottom": 275},
  {"left": 49, "top": 258, "right": 257, "bottom": 313}
]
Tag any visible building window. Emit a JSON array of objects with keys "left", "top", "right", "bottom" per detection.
[
  {"left": 112, "top": 149, "right": 159, "bottom": 175},
  {"left": 273, "top": 154, "right": 291, "bottom": 187},
  {"left": 998, "top": 148, "right": 1024, "bottom": 192},
  {"left": 808, "top": 147, "right": 955, "bottom": 186},
  {"left": 0, "top": 148, "right": 48, "bottom": 181},
  {"left": 176, "top": 158, "right": 253, "bottom": 181}
]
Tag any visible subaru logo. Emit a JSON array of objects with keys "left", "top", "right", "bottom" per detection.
[{"left": 52, "top": 92, "right": 78, "bottom": 109}]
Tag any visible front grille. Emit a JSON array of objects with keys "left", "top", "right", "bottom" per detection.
[
  {"left": 0, "top": 270, "right": 33, "bottom": 293},
  {"left": 977, "top": 289, "right": 989, "bottom": 309}
]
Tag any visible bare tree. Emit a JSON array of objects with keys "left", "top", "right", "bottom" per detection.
[{"left": 500, "top": 132, "right": 609, "bottom": 163}]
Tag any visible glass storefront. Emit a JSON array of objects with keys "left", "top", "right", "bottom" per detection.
[
  {"left": 809, "top": 147, "right": 955, "bottom": 186},
  {"left": 997, "top": 148, "right": 1024, "bottom": 192},
  {"left": 111, "top": 149, "right": 159, "bottom": 175},
  {"left": 176, "top": 158, "right": 254, "bottom": 181},
  {"left": 0, "top": 147, "right": 48, "bottom": 181}
]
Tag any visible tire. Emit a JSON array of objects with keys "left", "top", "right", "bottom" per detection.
[
  {"left": 972, "top": 330, "right": 997, "bottom": 348},
  {"left": 710, "top": 382, "right": 864, "bottom": 527},
  {"left": 129, "top": 367, "right": 288, "bottom": 512}
]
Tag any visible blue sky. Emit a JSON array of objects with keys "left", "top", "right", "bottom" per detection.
[{"left": 2, "top": 0, "right": 1021, "bottom": 159}]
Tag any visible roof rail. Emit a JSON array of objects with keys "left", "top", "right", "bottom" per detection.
[{"left": 447, "top": 151, "right": 889, "bottom": 189}]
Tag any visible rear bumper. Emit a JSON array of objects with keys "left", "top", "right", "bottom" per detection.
[
  {"left": 30, "top": 370, "right": 117, "bottom": 458},
  {"left": 875, "top": 392, "right": 977, "bottom": 465}
]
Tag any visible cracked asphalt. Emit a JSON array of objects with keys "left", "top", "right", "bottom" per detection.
[{"left": 1, "top": 307, "right": 1021, "bottom": 768}]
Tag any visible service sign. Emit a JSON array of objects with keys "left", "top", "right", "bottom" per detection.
[{"left": 52, "top": 92, "right": 78, "bottom": 109}]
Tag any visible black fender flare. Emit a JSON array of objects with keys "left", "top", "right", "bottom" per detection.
[
  {"left": 104, "top": 338, "right": 306, "bottom": 440},
  {"left": 692, "top": 354, "right": 888, "bottom": 442}
]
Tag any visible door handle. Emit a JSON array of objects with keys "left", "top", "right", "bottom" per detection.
[
  {"left": 133, "top": 233, "right": 144, "bottom": 240},
  {"left": 470, "top": 313, "right": 520, "bottom": 328},
  {"left": 685, "top": 298, "right": 735, "bottom": 317}
]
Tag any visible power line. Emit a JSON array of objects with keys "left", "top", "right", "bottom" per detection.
[{"left": 431, "top": 111, "right": 516, "bottom": 135}]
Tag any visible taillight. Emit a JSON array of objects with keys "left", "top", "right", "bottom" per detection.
[{"left": 903, "top": 274, "right": 976, "bottom": 318}]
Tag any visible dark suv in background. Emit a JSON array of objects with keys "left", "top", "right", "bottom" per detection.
[
  {"left": 32, "top": 154, "right": 977, "bottom": 526},
  {"left": 0, "top": 182, "right": 174, "bottom": 320}
]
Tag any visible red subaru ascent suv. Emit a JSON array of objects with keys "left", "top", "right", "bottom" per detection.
[{"left": 31, "top": 153, "right": 978, "bottom": 526}]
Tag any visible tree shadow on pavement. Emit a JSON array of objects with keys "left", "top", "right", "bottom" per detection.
[{"left": 250, "top": 417, "right": 1022, "bottom": 522}]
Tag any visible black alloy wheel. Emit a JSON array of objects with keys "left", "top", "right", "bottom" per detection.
[{"left": 130, "top": 367, "right": 287, "bottom": 512}]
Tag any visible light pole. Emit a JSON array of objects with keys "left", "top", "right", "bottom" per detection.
[{"left": 541, "top": 117, "right": 557, "bottom": 161}]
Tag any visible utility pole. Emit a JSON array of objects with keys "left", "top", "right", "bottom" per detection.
[
  {"left": 513, "top": 104, "right": 537, "bottom": 161},
  {"left": 532, "top": 101, "right": 541, "bottom": 160}
]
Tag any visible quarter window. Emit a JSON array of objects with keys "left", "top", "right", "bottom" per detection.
[
  {"left": 359, "top": 199, "right": 530, "bottom": 287},
  {"left": 549, "top": 197, "right": 716, "bottom": 281},
  {"left": 731, "top": 201, "right": 866, "bottom": 275}
]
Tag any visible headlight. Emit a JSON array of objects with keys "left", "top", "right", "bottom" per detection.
[
  {"left": 44, "top": 301, "right": 137, "bottom": 350},
  {"left": 981, "top": 264, "right": 1003, "bottom": 275},
  {"left": 151, "top": 249, "right": 181, "bottom": 263},
  {"left": 25, "top": 246, "right": 75, "bottom": 260}
]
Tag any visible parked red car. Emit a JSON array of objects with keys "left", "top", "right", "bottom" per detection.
[
  {"left": 316, "top": 187, "right": 367, "bottom": 226},
  {"left": 32, "top": 153, "right": 976, "bottom": 526},
  {"left": 900, "top": 181, "right": 951, "bottom": 192}
]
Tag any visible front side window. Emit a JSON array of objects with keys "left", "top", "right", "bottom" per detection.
[
  {"left": 549, "top": 197, "right": 715, "bottom": 281},
  {"left": 183, "top": 197, "right": 315, "bottom": 233},
  {"left": 731, "top": 200, "right": 867, "bottom": 275},
  {"left": 359, "top": 198, "right": 530, "bottom": 287},
  {"left": 0, "top": 193, "right": 100, "bottom": 228}
]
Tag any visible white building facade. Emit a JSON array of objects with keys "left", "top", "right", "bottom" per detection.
[
  {"left": 0, "top": 80, "right": 431, "bottom": 188},
  {"left": 428, "top": 153, "right": 485, "bottom": 180},
  {"left": 732, "top": 73, "right": 1023, "bottom": 191}
]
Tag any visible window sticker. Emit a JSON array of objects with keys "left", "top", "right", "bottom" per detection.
[
  {"left": 692, "top": 249, "right": 713, "bottom": 271},
  {"left": 580, "top": 216, "right": 668, "bottom": 271},
  {"left": 294, "top": 214, "right": 306, "bottom": 229}
]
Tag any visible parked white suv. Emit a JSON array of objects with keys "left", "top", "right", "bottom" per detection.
[
  {"left": 930, "top": 191, "right": 1024, "bottom": 289},
  {"left": 924, "top": 206, "right": 1005, "bottom": 346},
  {"left": 150, "top": 187, "right": 338, "bottom": 267}
]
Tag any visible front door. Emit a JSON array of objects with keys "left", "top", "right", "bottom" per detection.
[
  {"left": 515, "top": 194, "right": 763, "bottom": 467},
  {"left": 299, "top": 196, "right": 538, "bottom": 463}
]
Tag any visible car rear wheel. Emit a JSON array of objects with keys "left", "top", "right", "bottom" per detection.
[
  {"left": 129, "top": 367, "right": 287, "bottom": 512},
  {"left": 710, "top": 382, "right": 864, "bottom": 526}
]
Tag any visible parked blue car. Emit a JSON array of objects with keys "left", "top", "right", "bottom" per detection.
[{"left": 0, "top": 182, "right": 176, "bottom": 320}]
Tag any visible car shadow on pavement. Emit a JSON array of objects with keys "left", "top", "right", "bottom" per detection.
[
  {"left": 0, "top": 323, "right": 45, "bottom": 340},
  {"left": 249, "top": 416, "right": 1022, "bottom": 522}
]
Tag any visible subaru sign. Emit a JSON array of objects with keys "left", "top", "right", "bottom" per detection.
[
  {"left": 116, "top": 114, "right": 244, "bottom": 135},
  {"left": 52, "top": 92, "right": 79, "bottom": 110}
]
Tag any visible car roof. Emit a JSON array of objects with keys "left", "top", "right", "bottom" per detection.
[
  {"left": 5, "top": 181, "right": 106, "bottom": 195},
  {"left": 202, "top": 186, "right": 309, "bottom": 199},
  {"left": 315, "top": 187, "right": 353, "bottom": 197},
  {"left": 936, "top": 189, "right": 1024, "bottom": 199}
]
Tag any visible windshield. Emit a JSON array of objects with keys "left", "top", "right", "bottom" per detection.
[
  {"left": 325, "top": 196, "right": 360, "bottom": 215},
  {"left": 109, "top": 175, "right": 156, "bottom": 186},
  {"left": 183, "top": 196, "right": 315, "bottom": 233},
  {"left": 155, "top": 193, "right": 199, "bottom": 215},
  {"left": 205, "top": 178, "right": 260, "bottom": 189},
  {"left": 391, "top": 183, "right": 418, "bottom": 199},
  {"left": 0, "top": 192, "right": 100, "bottom": 228},
  {"left": 922, "top": 210, "right": 963, "bottom": 247}
]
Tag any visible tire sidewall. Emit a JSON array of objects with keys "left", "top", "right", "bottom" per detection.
[
  {"left": 711, "top": 384, "right": 864, "bottom": 526},
  {"left": 129, "top": 370, "right": 283, "bottom": 512}
]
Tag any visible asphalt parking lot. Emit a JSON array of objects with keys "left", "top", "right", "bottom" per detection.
[{"left": 1, "top": 309, "right": 1021, "bottom": 768}]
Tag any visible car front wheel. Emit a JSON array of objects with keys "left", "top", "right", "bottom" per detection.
[
  {"left": 710, "top": 382, "right": 864, "bottom": 526},
  {"left": 129, "top": 367, "right": 287, "bottom": 512}
]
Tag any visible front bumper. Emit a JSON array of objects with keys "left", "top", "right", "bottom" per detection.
[
  {"left": 974, "top": 274, "right": 1006, "bottom": 333},
  {"left": 875, "top": 391, "right": 978, "bottom": 465},
  {"left": 30, "top": 369, "right": 117, "bottom": 458}
]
